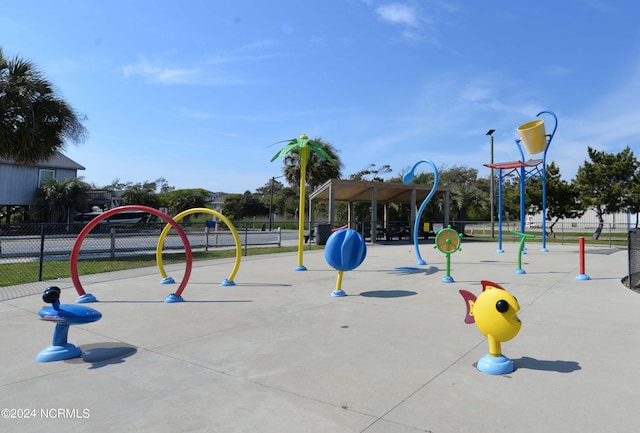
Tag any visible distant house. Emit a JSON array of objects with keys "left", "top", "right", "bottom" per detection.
[
  {"left": 0, "top": 151, "right": 85, "bottom": 223},
  {"left": 206, "top": 191, "right": 225, "bottom": 213}
]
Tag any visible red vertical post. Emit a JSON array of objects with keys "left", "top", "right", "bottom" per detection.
[
  {"left": 578, "top": 237, "right": 585, "bottom": 275},
  {"left": 575, "top": 237, "right": 590, "bottom": 280}
]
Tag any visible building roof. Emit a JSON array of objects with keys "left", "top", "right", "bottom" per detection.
[
  {"left": 308, "top": 178, "right": 449, "bottom": 204},
  {"left": 0, "top": 151, "right": 85, "bottom": 170}
]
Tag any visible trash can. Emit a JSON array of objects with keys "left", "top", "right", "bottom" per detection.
[{"left": 315, "top": 223, "right": 332, "bottom": 246}]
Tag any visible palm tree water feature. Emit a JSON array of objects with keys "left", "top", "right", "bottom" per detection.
[
  {"left": 402, "top": 159, "right": 440, "bottom": 265},
  {"left": 270, "top": 134, "right": 337, "bottom": 271}
]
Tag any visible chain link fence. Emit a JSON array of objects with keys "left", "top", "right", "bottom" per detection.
[
  {"left": 3, "top": 216, "right": 633, "bottom": 300},
  {"left": 0, "top": 220, "right": 283, "bottom": 301},
  {"left": 454, "top": 220, "right": 631, "bottom": 245}
]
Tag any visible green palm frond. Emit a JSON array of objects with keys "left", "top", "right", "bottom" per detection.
[
  {"left": 269, "top": 135, "right": 335, "bottom": 164},
  {"left": 270, "top": 139, "right": 300, "bottom": 162},
  {"left": 267, "top": 138, "right": 297, "bottom": 148},
  {"left": 306, "top": 141, "right": 334, "bottom": 162}
]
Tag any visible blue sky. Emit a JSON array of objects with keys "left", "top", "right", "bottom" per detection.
[{"left": 2, "top": 1, "right": 639, "bottom": 193}]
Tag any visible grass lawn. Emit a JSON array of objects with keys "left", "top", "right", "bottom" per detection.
[
  {"left": 0, "top": 232, "right": 629, "bottom": 288},
  {"left": 1, "top": 245, "right": 323, "bottom": 287}
]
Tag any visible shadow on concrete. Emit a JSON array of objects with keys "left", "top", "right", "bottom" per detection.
[
  {"left": 513, "top": 356, "right": 581, "bottom": 373},
  {"left": 63, "top": 342, "right": 138, "bottom": 369},
  {"left": 388, "top": 266, "right": 439, "bottom": 275},
  {"left": 97, "top": 300, "right": 253, "bottom": 303},
  {"left": 359, "top": 290, "right": 417, "bottom": 298}
]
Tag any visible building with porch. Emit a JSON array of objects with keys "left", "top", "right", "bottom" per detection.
[{"left": 0, "top": 152, "right": 85, "bottom": 223}]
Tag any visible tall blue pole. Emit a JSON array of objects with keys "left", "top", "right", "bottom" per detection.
[
  {"left": 519, "top": 164, "right": 526, "bottom": 235},
  {"left": 514, "top": 111, "right": 557, "bottom": 252},
  {"left": 497, "top": 167, "right": 504, "bottom": 253},
  {"left": 537, "top": 110, "right": 557, "bottom": 252}
]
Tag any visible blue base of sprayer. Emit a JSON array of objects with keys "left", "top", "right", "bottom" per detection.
[
  {"left": 37, "top": 291, "right": 102, "bottom": 362},
  {"left": 331, "top": 289, "right": 347, "bottom": 297},
  {"left": 164, "top": 293, "right": 184, "bottom": 303},
  {"left": 76, "top": 293, "right": 98, "bottom": 303},
  {"left": 575, "top": 274, "right": 591, "bottom": 280},
  {"left": 294, "top": 265, "right": 307, "bottom": 272},
  {"left": 160, "top": 276, "right": 175, "bottom": 284},
  {"left": 477, "top": 354, "right": 515, "bottom": 375},
  {"left": 442, "top": 276, "right": 454, "bottom": 283},
  {"left": 37, "top": 343, "right": 82, "bottom": 362},
  {"left": 221, "top": 279, "right": 236, "bottom": 286}
]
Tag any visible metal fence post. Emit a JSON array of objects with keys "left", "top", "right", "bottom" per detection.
[
  {"left": 110, "top": 227, "right": 116, "bottom": 260},
  {"left": 38, "top": 223, "right": 45, "bottom": 281},
  {"left": 609, "top": 222, "right": 612, "bottom": 248},
  {"left": 244, "top": 225, "right": 248, "bottom": 256}
]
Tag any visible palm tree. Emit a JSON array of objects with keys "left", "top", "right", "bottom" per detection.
[
  {"left": 0, "top": 48, "right": 87, "bottom": 164},
  {"left": 282, "top": 137, "right": 343, "bottom": 190},
  {"left": 120, "top": 186, "right": 161, "bottom": 209},
  {"left": 438, "top": 166, "right": 487, "bottom": 233},
  {"left": 271, "top": 135, "right": 341, "bottom": 271},
  {"left": 38, "top": 178, "right": 90, "bottom": 223},
  {"left": 161, "top": 188, "right": 209, "bottom": 215},
  {"left": 39, "top": 180, "right": 67, "bottom": 222}
]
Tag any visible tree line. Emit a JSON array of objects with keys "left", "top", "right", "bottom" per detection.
[
  {"left": 221, "top": 142, "right": 639, "bottom": 241},
  {"left": 30, "top": 177, "right": 211, "bottom": 224}
]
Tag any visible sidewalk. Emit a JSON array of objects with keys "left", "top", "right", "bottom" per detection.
[{"left": 0, "top": 240, "right": 635, "bottom": 432}]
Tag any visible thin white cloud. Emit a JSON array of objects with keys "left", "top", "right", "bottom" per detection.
[
  {"left": 399, "top": 30, "right": 424, "bottom": 42},
  {"left": 174, "top": 106, "right": 212, "bottom": 120},
  {"left": 368, "top": 2, "right": 452, "bottom": 45},
  {"left": 203, "top": 39, "right": 279, "bottom": 67},
  {"left": 122, "top": 39, "right": 277, "bottom": 85},
  {"left": 562, "top": 59, "right": 640, "bottom": 158},
  {"left": 581, "top": 0, "right": 617, "bottom": 15},
  {"left": 122, "top": 57, "right": 199, "bottom": 84},
  {"left": 122, "top": 56, "right": 250, "bottom": 86},
  {"left": 240, "top": 38, "right": 276, "bottom": 52},
  {"left": 376, "top": 3, "right": 420, "bottom": 27},
  {"left": 459, "top": 81, "right": 494, "bottom": 103}
]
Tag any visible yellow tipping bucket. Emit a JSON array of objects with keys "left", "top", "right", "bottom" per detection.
[{"left": 517, "top": 119, "right": 547, "bottom": 154}]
